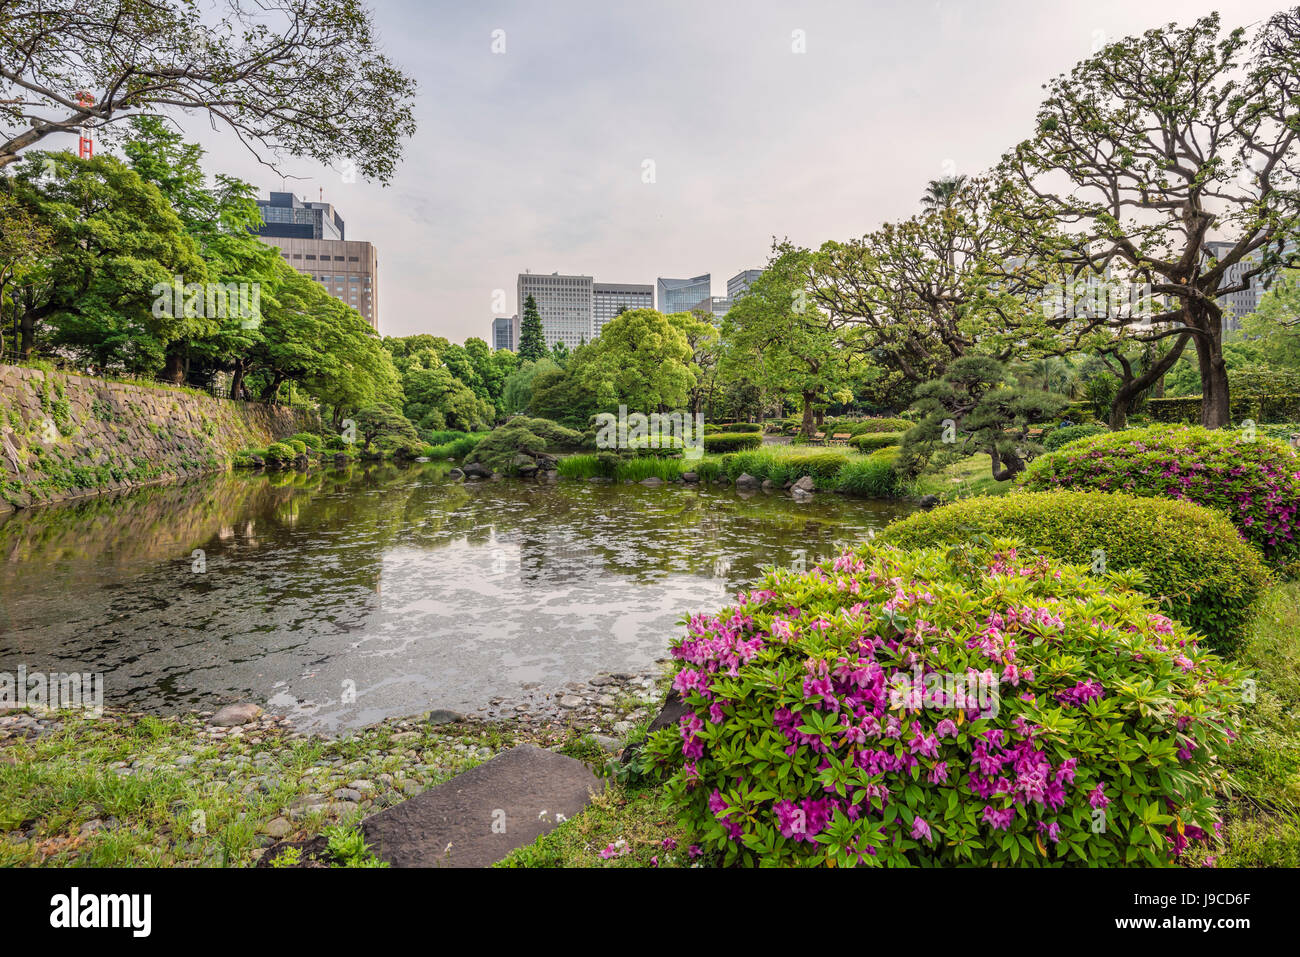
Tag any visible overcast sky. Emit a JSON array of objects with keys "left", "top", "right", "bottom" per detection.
[{"left": 82, "top": 1, "right": 1286, "bottom": 342}]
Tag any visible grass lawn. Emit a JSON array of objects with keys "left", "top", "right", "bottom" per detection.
[
  {"left": 1197, "top": 579, "right": 1300, "bottom": 866},
  {"left": 909, "top": 453, "right": 1015, "bottom": 501}
]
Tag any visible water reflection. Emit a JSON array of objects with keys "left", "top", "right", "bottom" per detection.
[{"left": 0, "top": 464, "right": 912, "bottom": 730}]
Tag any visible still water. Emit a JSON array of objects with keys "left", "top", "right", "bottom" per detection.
[{"left": 0, "top": 463, "right": 912, "bottom": 730}]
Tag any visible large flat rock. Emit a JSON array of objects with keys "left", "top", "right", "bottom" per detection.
[{"left": 361, "top": 744, "right": 603, "bottom": 867}]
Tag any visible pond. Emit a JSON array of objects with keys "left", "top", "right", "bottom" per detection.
[{"left": 0, "top": 463, "right": 913, "bottom": 731}]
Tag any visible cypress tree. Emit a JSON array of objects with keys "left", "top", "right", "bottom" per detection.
[{"left": 518, "top": 294, "right": 546, "bottom": 361}]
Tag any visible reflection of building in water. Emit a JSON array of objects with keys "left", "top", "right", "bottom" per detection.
[{"left": 492, "top": 529, "right": 609, "bottom": 586}]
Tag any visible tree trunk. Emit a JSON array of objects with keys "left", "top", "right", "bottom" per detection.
[
  {"left": 161, "top": 348, "right": 185, "bottom": 385},
  {"left": 1107, "top": 334, "right": 1190, "bottom": 430},
  {"left": 19, "top": 310, "right": 35, "bottom": 359},
  {"left": 228, "top": 361, "right": 245, "bottom": 401},
  {"left": 800, "top": 392, "right": 816, "bottom": 438},
  {"left": 261, "top": 374, "right": 285, "bottom": 404},
  {"left": 1193, "top": 328, "right": 1230, "bottom": 428},
  {"left": 988, "top": 444, "right": 1025, "bottom": 482}
]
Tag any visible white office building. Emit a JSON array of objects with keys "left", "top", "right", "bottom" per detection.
[
  {"left": 517, "top": 272, "right": 594, "bottom": 349},
  {"left": 593, "top": 283, "right": 653, "bottom": 337}
]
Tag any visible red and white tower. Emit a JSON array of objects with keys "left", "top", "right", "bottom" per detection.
[{"left": 75, "top": 91, "right": 94, "bottom": 158}]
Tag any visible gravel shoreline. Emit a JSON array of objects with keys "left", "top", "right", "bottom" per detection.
[{"left": 0, "top": 666, "right": 672, "bottom": 866}]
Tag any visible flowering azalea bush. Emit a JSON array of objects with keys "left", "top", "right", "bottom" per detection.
[
  {"left": 1018, "top": 425, "right": 1300, "bottom": 572},
  {"left": 644, "top": 543, "right": 1248, "bottom": 867}
]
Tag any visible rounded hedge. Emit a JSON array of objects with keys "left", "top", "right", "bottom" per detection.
[
  {"left": 851, "top": 432, "right": 904, "bottom": 452},
  {"left": 703, "top": 433, "right": 764, "bottom": 453},
  {"left": 1042, "top": 423, "right": 1109, "bottom": 451},
  {"left": 263, "top": 441, "right": 295, "bottom": 467},
  {"left": 645, "top": 543, "right": 1245, "bottom": 867},
  {"left": 878, "top": 490, "right": 1271, "bottom": 652},
  {"left": 1019, "top": 425, "right": 1300, "bottom": 571}
]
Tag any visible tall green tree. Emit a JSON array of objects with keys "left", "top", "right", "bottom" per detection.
[
  {"left": 1001, "top": 11, "right": 1300, "bottom": 428},
  {"left": 517, "top": 294, "right": 546, "bottom": 362},
  {"left": 2, "top": 151, "right": 207, "bottom": 370},
  {"left": 123, "top": 116, "right": 282, "bottom": 384},
  {"left": 579, "top": 308, "right": 694, "bottom": 413},
  {"left": 725, "top": 242, "right": 855, "bottom": 437}
]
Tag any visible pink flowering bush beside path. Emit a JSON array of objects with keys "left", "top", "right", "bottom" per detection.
[
  {"left": 644, "top": 543, "right": 1248, "bottom": 867},
  {"left": 1018, "top": 425, "right": 1300, "bottom": 573}
]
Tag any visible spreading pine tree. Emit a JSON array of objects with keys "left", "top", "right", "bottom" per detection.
[{"left": 518, "top": 294, "right": 546, "bottom": 361}]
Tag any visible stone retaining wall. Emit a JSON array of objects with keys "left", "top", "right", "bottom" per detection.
[{"left": 0, "top": 364, "right": 318, "bottom": 512}]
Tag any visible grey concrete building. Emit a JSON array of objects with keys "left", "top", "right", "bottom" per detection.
[
  {"left": 517, "top": 272, "right": 594, "bottom": 349},
  {"left": 491, "top": 315, "right": 518, "bottom": 352},
  {"left": 726, "top": 269, "right": 763, "bottom": 300},
  {"left": 593, "top": 282, "right": 653, "bottom": 337}
]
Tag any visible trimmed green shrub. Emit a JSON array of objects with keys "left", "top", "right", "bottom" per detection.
[
  {"left": 703, "top": 433, "right": 763, "bottom": 453},
  {"left": 879, "top": 490, "right": 1271, "bottom": 651},
  {"left": 286, "top": 438, "right": 308, "bottom": 455},
  {"left": 705, "top": 422, "right": 762, "bottom": 434},
  {"left": 847, "top": 417, "right": 912, "bottom": 435},
  {"left": 263, "top": 442, "right": 296, "bottom": 467},
  {"left": 1019, "top": 425, "right": 1300, "bottom": 571},
  {"left": 643, "top": 543, "right": 1246, "bottom": 867},
  {"left": 287, "top": 432, "right": 323, "bottom": 451},
  {"left": 1042, "top": 423, "right": 1109, "bottom": 451},
  {"left": 850, "top": 432, "right": 904, "bottom": 452}
]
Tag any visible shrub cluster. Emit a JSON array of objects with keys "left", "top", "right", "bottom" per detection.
[
  {"left": 1019, "top": 425, "right": 1300, "bottom": 571},
  {"left": 850, "top": 432, "right": 905, "bottom": 453},
  {"left": 705, "top": 422, "right": 762, "bottom": 434},
  {"left": 263, "top": 442, "right": 296, "bottom": 467},
  {"left": 703, "top": 433, "right": 764, "bottom": 453},
  {"left": 878, "top": 490, "right": 1272, "bottom": 652},
  {"left": 1042, "top": 423, "right": 1108, "bottom": 451},
  {"left": 644, "top": 543, "right": 1246, "bottom": 867}
]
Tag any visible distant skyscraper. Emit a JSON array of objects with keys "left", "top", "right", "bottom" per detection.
[
  {"left": 727, "top": 269, "right": 763, "bottom": 300},
  {"left": 256, "top": 191, "right": 345, "bottom": 240},
  {"left": 255, "top": 193, "right": 378, "bottom": 330},
  {"left": 593, "top": 283, "right": 653, "bottom": 337},
  {"left": 692, "top": 296, "right": 733, "bottom": 320},
  {"left": 491, "top": 315, "right": 518, "bottom": 352},
  {"left": 517, "top": 272, "right": 593, "bottom": 349},
  {"left": 1205, "top": 239, "right": 1298, "bottom": 331},
  {"left": 657, "top": 274, "right": 711, "bottom": 314}
]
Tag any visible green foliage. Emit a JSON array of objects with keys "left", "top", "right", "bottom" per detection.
[
  {"left": 353, "top": 403, "right": 419, "bottom": 451},
  {"left": 719, "top": 448, "right": 853, "bottom": 488},
  {"left": 517, "top": 295, "right": 547, "bottom": 362},
  {"left": 845, "top": 418, "right": 913, "bottom": 434},
  {"left": 902, "top": 355, "right": 1067, "bottom": 481},
  {"left": 287, "top": 432, "right": 323, "bottom": 451},
  {"left": 322, "top": 825, "right": 388, "bottom": 868},
  {"left": 1042, "top": 423, "right": 1109, "bottom": 451},
  {"left": 646, "top": 543, "right": 1246, "bottom": 867},
  {"left": 702, "top": 433, "right": 763, "bottom": 453},
  {"left": 879, "top": 490, "right": 1272, "bottom": 652},
  {"left": 850, "top": 432, "right": 904, "bottom": 452},
  {"left": 834, "top": 449, "right": 904, "bottom": 498},
  {"left": 1020, "top": 425, "right": 1300, "bottom": 571},
  {"left": 263, "top": 442, "right": 296, "bottom": 467}
]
